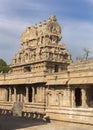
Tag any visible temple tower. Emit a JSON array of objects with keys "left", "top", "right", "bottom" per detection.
[{"left": 11, "top": 15, "right": 71, "bottom": 74}]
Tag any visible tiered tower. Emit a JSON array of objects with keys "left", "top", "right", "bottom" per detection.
[{"left": 11, "top": 15, "right": 71, "bottom": 74}]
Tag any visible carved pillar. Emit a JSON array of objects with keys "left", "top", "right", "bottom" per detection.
[
  {"left": 43, "top": 87, "right": 46, "bottom": 103},
  {"left": 9, "top": 87, "right": 12, "bottom": 102},
  {"left": 14, "top": 87, "right": 17, "bottom": 102},
  {"left": 81, "top": 88, "right": 87, "bottom": 107},
  {"left": 32, "top": 87, "right": 35, "bottom": 103},
  {"left": 25, "top": 86, "right": 29, "bottom": 103},
  {"left": 36, "top": 87, "right": 39, "bottom": 102},
  {"left": 71, "top": 89, "right": 75, "bottom": 107},
  {"left": 67, "top": 87, "right": 71, "bottom": 107}
]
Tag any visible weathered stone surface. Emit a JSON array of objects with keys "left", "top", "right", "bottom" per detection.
[
  {"left": 12, "top": 102, "right": 23, "bottom": 117},
  {"left": 0, "top": 15, "right": 93, "bottom": 125}
]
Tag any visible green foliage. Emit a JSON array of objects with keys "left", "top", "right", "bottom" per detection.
[{"left": 0, "top": 58, "right": 10, "bottom": 73}]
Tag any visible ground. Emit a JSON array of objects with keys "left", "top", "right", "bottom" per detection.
[{"left": 0, "top": 115, "right": 93, "bottom": 130}]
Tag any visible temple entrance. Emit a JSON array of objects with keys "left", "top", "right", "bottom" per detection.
[
  {"left": 28, "top": 87, "right": 32, "bottom": 102},
  {"left": 75, "top": 88, "right": 82, "bottom": 107}
]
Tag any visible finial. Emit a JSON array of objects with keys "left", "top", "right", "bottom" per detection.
[
  {"left": 48, "top": 17, "right": 51, "bottom": 22},
  {"left": 43, "top": 20, "right": 47, "bottom": 25},
  {"left": 39, "top": 22, "right": 42, "bottom": 27},
  {"left": 27, "top": 26, "right": 31, "bottom": 29},
  {"left": 34, "top": 24, "right": 37, "bottom": 29},
  {"left": 50, "top": 15, "right": 57, "bottom": 21}
]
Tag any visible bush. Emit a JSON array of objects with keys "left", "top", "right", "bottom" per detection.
[{"left": 0, "top": 59, "right": 10, "bottom": 73}]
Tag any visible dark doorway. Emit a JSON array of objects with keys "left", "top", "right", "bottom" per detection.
[
  {"left": 28, "top": 87, "right": 32, "bottom": 102},
  {"left": 75, "top": 88, "right": 82, "bottom": 107},
  {"left": 7, "top": 89, "right": 9, "bottom": 101}
]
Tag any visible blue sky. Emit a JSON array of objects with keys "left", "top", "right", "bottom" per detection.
[{"left": 0, "top": 0, "right": 93, "bottom": 64}]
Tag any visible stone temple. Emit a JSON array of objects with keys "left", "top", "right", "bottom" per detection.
[{"left": 0, "top": 15, "right": 93, "bottom": 125}]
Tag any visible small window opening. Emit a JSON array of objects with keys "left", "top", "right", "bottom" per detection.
[
  {"left": 54, "top": 65, "right": 59, "bottom": 72},
  {"left": 24, "top": 66, "right": 31, "bottom": 72}
]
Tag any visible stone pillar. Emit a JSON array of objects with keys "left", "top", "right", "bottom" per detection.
[
  {"left": 67, "top": 87, "right": 71, "bottom": 107},
  {"left": 32, "top": 87, "right": 35, "bottom": 103},
  {"left": 14, "top": 87, "right": 17, "bottom": 102},
  {"left": 36, "top": 87, "right": 39, "bottom": 102},
  {"left": 25, "top": 86, "right": 29, "bottom": 103},
  {"left": 71, "top": 89, "right": 75, "bottom": 107},
  {"left": 43, "top": 87, "right": 46, "bottom": 103},
  {"left": 9, "top": 87, "right": 12, "bottom": 102},
  {"left": 81, "top": 88, "right": 87, "bottom": 107}
]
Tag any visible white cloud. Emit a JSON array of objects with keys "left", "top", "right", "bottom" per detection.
[
  {"left": 0, "top": 16, "right": 30, "bottom": 64},
  {"left": 1, "top": 15, "right": 93, "bottom": 63},
  {"left": 85, "top": 0, "right": 93, "bottom": 4},
  {"left": 61, "top": 19, "right": 93, "bottom": 60},
  {"left": 0, "top": 0, "right": 93, "bottom": 63},
  {"left": 23, "top": 1, "right": 47, "bottom": 10}
]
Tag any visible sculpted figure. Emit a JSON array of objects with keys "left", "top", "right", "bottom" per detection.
[
  {"left": 47, "top": 15, "right": 62, "bottom": 43},
  {"left": 38, "top": 22, "right": 43, "bottom": 44},
  {"left": 43, "top": 36, "right": 51, "bottom": 44},
  {"left": 30, "top": 25, "right": 38, "bottom": 39},
  {"left": 42, "top": 20, "right": 49, "bottom": 35}
]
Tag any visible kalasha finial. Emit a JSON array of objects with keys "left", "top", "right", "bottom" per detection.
[
  {"left": 39, "top": 22, "right": 42, "bottom": 27},
  {"left": 43, "top": 20, "right": 47, "bottom": 25},
  {"left": 34, "top": 24, "right": 37, "bottom": 29},
  {"left": 50, "top": 15, "right": 57, "bottom": 21}
]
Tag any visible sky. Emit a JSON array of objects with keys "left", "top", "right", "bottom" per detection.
[{"left": 0, "top": 0, "right": 93, "bottom": 64}]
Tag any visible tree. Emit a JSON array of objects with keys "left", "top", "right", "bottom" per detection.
[
  {"left": 83, "top": 48, "right": 90, "bottom": 60},
  {"left": 0, "top": 58, "right": 10, "bottom": 73}
]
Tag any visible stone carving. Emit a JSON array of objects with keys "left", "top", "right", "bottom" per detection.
[
  {"left": 21, "top": 15, "right": 61, "bottom": 44},
  {"left": 11, "top": 15, "right": 71, "bottom": 70}
]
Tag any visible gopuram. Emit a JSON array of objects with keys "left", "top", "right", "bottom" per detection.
[{"left": 0, "top": 15, "right": 93, "bottom": 125}]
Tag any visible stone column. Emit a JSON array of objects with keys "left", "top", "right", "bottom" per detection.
[
  {"left": 71, "top": 89, "right": 75, "bottom": 107},
  {"left": 67, "top": 87, "right": 71, "bottom": 107},
  {"left": 14, "top": 87, "right": 17, "bottom": 102},
  {"left": 81, "top": 88, "right": 87, "bottom": 107},
  {"left": 9, "top": 87, "right": 12, "bottom": 102},
  {"left": 32, "top": 87, "right": 35, "bottom": 103},
  {"left": 25, "top": 86, "right": 29, "bottom": 103},
  {"left": 43, "top": 87, "right": 46, "bottom": 103}
]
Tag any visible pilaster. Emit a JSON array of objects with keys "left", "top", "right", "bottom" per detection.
[
  {"left": 32, "top": 87, "right": 35, "bottom": 103},
  {"left": 71, "top": 89, "right": 75, "bottom": 107}
]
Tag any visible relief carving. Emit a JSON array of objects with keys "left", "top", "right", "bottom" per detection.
[{"left": 11, "top": 15, "right": 71, "bottom": 67}]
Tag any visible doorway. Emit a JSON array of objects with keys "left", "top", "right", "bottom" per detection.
[
  {"left": 75, "top": 88, "right": 82, "bottom": 107},
  {"left": 28, "top": 87, "right": 32, "bottom": 102}
]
